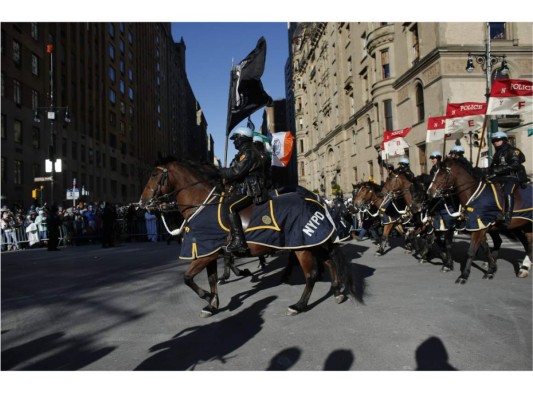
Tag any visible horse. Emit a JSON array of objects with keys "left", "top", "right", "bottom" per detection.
[
  {"left": 138, "top": 157, "right": 365, "bottom": 317},
  {"left": 427, "top": 157, "right": 532, "bottom": 283}
]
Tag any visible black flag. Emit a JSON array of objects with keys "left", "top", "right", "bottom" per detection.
[{"left": 226, "top": 37, "right": 273, "bottom": 136}]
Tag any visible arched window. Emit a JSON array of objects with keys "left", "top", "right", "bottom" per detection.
[{"left": 415, "top": 83, "right": 425, "bottom": 123}]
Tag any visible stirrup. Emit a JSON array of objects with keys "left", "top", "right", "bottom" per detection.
[{"left": 225, "top": 239, "right": 248, "bottom": 254}]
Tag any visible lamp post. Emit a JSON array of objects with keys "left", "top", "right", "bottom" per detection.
[
  {"left": 465, "top": 22, "right": 509, "bottom": 163},
  {"left": 33, "top": 43, "right": 70, "bottom": 205}
]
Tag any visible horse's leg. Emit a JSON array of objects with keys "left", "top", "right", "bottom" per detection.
[
  {"left": 281, "top": 251, "right": 298, "bottom": 283},
  {"left": 218, "top": 253, "right": 233, "bottom": 284},
  {"left": 437, "top": 230, "right": 454, "bottom": 272},
  {"left": 517, "top": 230, "right": 532, "bottom": 278},
  {"left": 286, "top": 250, "right": 318, "bottom": 315},
  {"left": 457, "top": 231, "right": 484, "bottom": 284},
  {"left": 258, "top": 255, "right": 267, "bottom": 269},
  {"left": 419, "top": 230, "right": 434, "bottom": 264},
  {"left": 321, "top": 248, "right": 346, "bottom": 304},
  {"left": 184, "top": 254, "right": 219, "bottom": 317},
  {"left": 482, "top": 231, "right": 502, "bottom": 279},
  {"left": 200, "top": 259, "right": 220, "bottom": 318},
  {"left": 377, "top": 224, "right": 391, "bottom": 256}
]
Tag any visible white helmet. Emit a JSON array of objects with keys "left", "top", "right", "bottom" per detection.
[
  {"left": 491, "top": 131, "right": 508, "bottom": 140},
  {"left": 252, "top": 135, "right": 263, "bottom": 143},
  {"left": 430, "top": 151, "right": 442, "bottom": 159},
  {"left": 451, "top": 145, "right": 465, "bottom": 154},
  {"left": 399, "top": 157, "right": 410, "bottom": 165},
  {"left": 230, "top": 126, "right": 253, "bottom": 140}
]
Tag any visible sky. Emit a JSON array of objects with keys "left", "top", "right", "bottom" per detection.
[{"left": 171, "top": 23, "right": 289, "bottom": 163}]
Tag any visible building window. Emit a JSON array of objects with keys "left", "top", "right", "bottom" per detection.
[
  {"left": 384, "top": 99, "right": 393, "bottom": 131},
  {"left": 13, "top": 40, "right": 21, "bottom": 65},
  {"left": 120, "top": 60, "right": 125, "bottom": 74},
  {"left": 31, "top": 53, "right": 39, "bottom": 76},
  {"left": 128, "top": 68, "right": 133, "bottom": 82},
  {"left": 367, "top": 117, "right": 372, "bottom": 147},
  {"left": 352, "top": 131, "right": 357, "bottom": 155},
  {"left": 109, "top": 44, "right": 115, "bottom": 60},
  {"left": 13, "top": 79, "right": 21, "bottom": 105},
  {"left": 490, "top": 22, "right": 506, "bottom": 40},
  {"left": 381, "top": 49, "right": 390, "bottom": 79},
  {"left": 32, "top": 89, "right": 39, "bottom": 110},
  {"left": 128, "top": 31, "right": 133, "bottom": 44},
  {"left": 108, "top": 23, "right": 115, "bottom": 38},
  {"left": 128, "top": 87, "right": 134, "bottom": 100},
  {"left": 31, "top": 23, "right": 38, "bottom": 40},
  {"left": 411, "top": 24, "right": 420, "bottom": 64},
  {"left": 300, "top": 161, "right": 305, "bottom": 176},
  {"left": 109, "top": 66, "right": 116, "bottom": 82},
  {"left": 119, "top": 23, "right": 125, "bottom": 33},
  {"left": 14, "top": 160, "right": 23, "bottom": 185},
  {"left": 120, "top": 101, "right": 126, "bottom": 115},
  {"left": 119, "top": 38, "right": 125, "bottom": 54},
  {"left": 110, "top": 157, "right": 117, "bottom": 171},
  {"left": 415, "top": 83, "right": 425, "bottom": 122},
  {"left": 109, "top": 88, "right": 116, "bottom": 104},
  {"left": 367, "top": 160, "right": 374, "bottom": 181},
  {"left": 299, "top": 139, "right": 304, "bottom": 153},
  {"left": 14, "top": 119, "right": 22, "bottom": 144},
  {"left": 109, "top": 111, "right": 116, "bottom": 126},
  {"left": 119, "top": 80, "right": 125, "bottom": 95},
  {"left": 32, "top": 126, "right": 40, "bottom": 149}
]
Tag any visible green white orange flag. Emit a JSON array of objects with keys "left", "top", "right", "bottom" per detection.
[
  {"left": 486, "top": 78, "right": 533, "bottom": 115},
  {"left": 271, "top": 131, "right": 294, "bottom": 167}
]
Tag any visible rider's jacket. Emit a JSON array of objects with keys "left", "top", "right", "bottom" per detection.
[
  {"left": 221, "top": 141, "right": 267, "bottom": 203},
  {"left": 489, "top": 142, "right": 527, "bottom": 182},
  {"left": 429, "top": 164, "right": 440, "bottom": 178}
]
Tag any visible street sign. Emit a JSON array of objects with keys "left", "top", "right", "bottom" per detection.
[
  {"left": 66, "top": 188, "right": 80, "bottom": 200},
  {"left": 34, "top": 176, "right": 53, "bottom": 182}
]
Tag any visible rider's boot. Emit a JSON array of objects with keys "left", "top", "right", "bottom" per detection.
[
  {"left": 225, "top": 213, "right": 248, "bottom": 253},
  {"left": 503, "top": 194, "right": 514, "bottom": 227}
]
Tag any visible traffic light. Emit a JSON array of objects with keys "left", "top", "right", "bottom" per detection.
[
  {"left": 473, "top": 133, "right": 480, "bottom": 147},
  {"left": 32, "top": 189, "right": 37, "bottom": 199}
]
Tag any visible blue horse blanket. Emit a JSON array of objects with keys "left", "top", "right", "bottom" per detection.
[
  {"left": 179, "top": 192, "right": 336, "bottom": 260},
  {"left": 463, "top": 183, "right": 532, "bottom": 231}
]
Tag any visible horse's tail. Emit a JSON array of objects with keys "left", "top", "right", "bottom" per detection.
[{"left": 330, "top": 243, "right": 366, "bottom": 304}]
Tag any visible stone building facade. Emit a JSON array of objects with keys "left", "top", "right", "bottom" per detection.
[{"left": 288, "top": 22, "right": 532, "bottom": 198}]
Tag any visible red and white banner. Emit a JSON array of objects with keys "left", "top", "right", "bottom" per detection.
[
  {"left": 381, "top": 127, "right": 411, "bottom": 156},
  {"left": 271, "top": 131, "right": 294, "bottom": 167},
  {"left": 445, "top": 102, "right": 486, "bottom": 137},
  {"left": 486, "top": 78, "right": 533, "bottom": 115},
  {"left": 426, "top": 116, "right": 446, "bottom": 143}
]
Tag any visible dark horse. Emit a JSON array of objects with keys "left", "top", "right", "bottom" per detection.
[
  {"left": 428, "top": 157, "right": 532, "bottom": 283},
  {"left": 138, "top": 158, "right": 365, "bottom": 317},
  {"left": 352, "top": 180, "right": 406, "bottom": 255}
]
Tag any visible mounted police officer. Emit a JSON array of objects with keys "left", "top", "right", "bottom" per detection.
[
  {"left": 488, "top": 131, "right": 527, "bottom": 226},
  {"left": 429, "top": 151, "right": 442, "bottom": 177},
  {"left": 449, "top": 145, "right": 467, "bottom": 161},
  {"left": 397, "top": 157, "right": 415, "bottom": 180},
  {"left": 253, "top": 134, "right": 273, "bottom": 190},
  {"left": 220, "top": 127, "right": 268, "bottom": 253}
]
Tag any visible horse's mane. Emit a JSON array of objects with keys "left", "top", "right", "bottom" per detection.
[
  {"left": 443, "top": 156, "right": 486, "bottom": 180},
  {"left": 410, "top": 173, "right": 432, "bottom": 194},
  {"left": 156, "top": 156, "right": 222, "bottom": 185}
]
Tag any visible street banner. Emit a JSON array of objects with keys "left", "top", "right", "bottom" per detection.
[
  {"left": 486, "top": 78, "right": 533, "bottom": 115},
  {"left": 271, "top": 131, "right": 294, "bottom": 167},
  {"left": 426, "top": 116, "right": 446, "bottom": 142},
  {"left": 381, "top": 127, "right": 411, "bottom": 156},
  {"left": 445, "top": 102, "right": 486, "bottom": 137}
]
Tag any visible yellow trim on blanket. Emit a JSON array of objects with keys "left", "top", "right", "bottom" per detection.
[
  {"left": 245, "top": 200, "right": 281, "bottom": 232},
  {"left": 489, "top": 184, "right": 503, "bottom": 211},
  {"left": 217, "top": 193, "right": 230, "bottom": 232}
]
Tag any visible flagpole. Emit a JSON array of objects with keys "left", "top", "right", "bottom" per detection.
[
  {"left": 442, "top": 100, "right": 449, "bottom": 157},
  {"left": 224, "top": 64, "right": 234, "bottom": 168},
  {"left": 475, "top": 115, "right": 488, "bottom": 167}
]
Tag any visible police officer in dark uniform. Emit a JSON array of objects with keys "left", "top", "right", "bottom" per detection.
[
  {"left": 252, "top": 134, "right": 273, "bottom": 190},
  {"left": 488, "top": 131, "right": 527, "bottom": 226},
  {"left": 397, "top": 157, "right": 415, "bottom": 180},
  {"left": 449, "top": 145, "right": 468, "bottom": 162},
  {"left": 428, "top": 151, "right": 442, "bottom": 178},
  {"left": 220, "top": 126, "right": 267, "bottom": 253}
]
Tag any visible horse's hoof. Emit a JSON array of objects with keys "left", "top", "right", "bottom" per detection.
[
  {"left": 200, "top": 309, "right": 213, "bottom": 318},
  {"left": 455, "top": 277, "right": 466, "bottom": 284},
  {"left": 218, "top": 279, "right": 227, "bottom": 285},
  {"left": 241, "top": 269, "right": 252, "bottom": 277},
  {"left": 334, "top": 294, "right": 346, "bottom": 304},
  {"left": 441, "top": 267, "right": 451, "bottom": 272},
  {"left": 488, "top": 274, "right": 494, "bottom": 280},
  {"left": 286, "top": 307, "right": 299, "bottom": 316},
  {"left": 419, "top": 259, "right": 426, "bottom": 264},
  {"left": 517, "top": 269, "right": 529, "bottom": 278}
]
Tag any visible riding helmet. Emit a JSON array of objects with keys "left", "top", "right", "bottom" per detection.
[
  {"left": 230, "top": 126, "right": 253, "bottom": 140},
  {"left": 430, "top": 151, "right": 442, "bottom": 159},
  {"left": 491, "top": 131, "right": 508, "bottom": 141},
  {"left": 399, "top": 157, "right": 410, "bottom": 165}
]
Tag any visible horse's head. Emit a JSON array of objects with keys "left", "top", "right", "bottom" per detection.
[
  {"left": 139, "top": 164, "right": 172, "bottom": 210},
  {"left": 382, "top": 170, "right": 413, "bottom": 205},
  {"left": 353, "top": 182, "right": 378, "bottom": 210},
  {"left": 427, "top": 157, "right": 456, "bottom": 199}
]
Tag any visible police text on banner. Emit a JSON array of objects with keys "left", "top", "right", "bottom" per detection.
[
  {"left": 271, "top": 131, "right": 294, "bottom": 167},
  {"left": 445, "top": 102, "right": 487, "bottom": 137},
  {"left": 381, "top": 127, "right": 411, "bottom": 157},
  {"left": 486, "top": 78, "right": 533, "bottom": 115}
]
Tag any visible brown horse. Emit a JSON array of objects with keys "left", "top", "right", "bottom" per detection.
[
  {"left": 138, "top": 158, "right": 365, "bottom": 317},
  {"left": 427, "top": 157, "right": 532, "bottom": 283}
]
